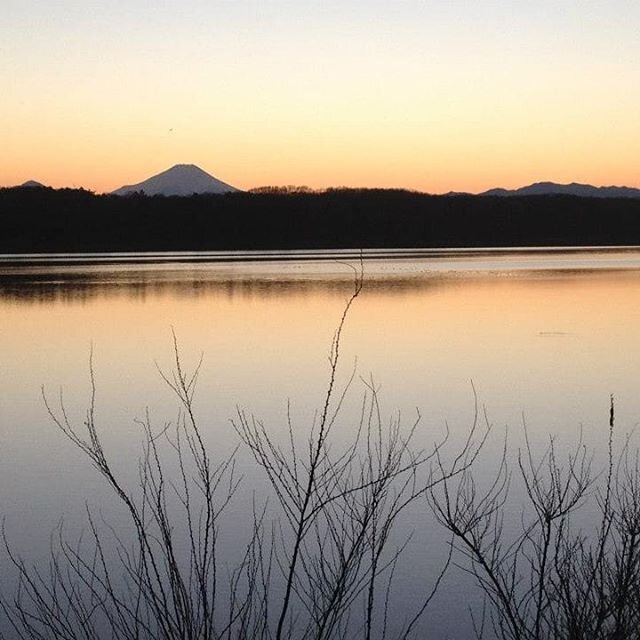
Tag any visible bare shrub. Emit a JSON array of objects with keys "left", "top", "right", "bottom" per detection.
[
  {"left": 0, "top": 271, "right": 485, "bottom": 639},
  {"left": 428, "top": 397, "right": 640, "bottom": 640}
]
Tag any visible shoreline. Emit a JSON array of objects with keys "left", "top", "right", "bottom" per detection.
[{"left": 2, "top": 245, "right": 640, "bottom": 267}]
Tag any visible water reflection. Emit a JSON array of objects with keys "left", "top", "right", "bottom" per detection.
[
  {"left": 2, "top": 250, "right": 640, "bottom": 306},
  {"left": 0, "top": 268, "right": 433, "bottom": 304},
  {"left": 2, "top": 250, "right": 640, "bottom": 639}
]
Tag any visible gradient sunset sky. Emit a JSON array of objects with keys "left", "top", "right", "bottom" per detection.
[{"left": 2, "top": 1, "right": 639, "bottom": 193}]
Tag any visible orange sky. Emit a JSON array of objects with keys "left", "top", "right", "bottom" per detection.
[{"left": 1, "top": 1, "right": 639, "bottom": 193}]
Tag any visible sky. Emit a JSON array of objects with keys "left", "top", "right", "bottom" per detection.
[{"left": 1, "top": 0, "right": 639, "bottom": 193}]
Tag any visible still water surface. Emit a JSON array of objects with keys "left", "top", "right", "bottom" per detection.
[{"left": 1, "top": 248, "right": 640, "bottom": 637}]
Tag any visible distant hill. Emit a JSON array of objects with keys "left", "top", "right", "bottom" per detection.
[
  {"left": 112, "top": 164, "right": 239, "bottom": 196},
  {"left": 19, "top": 180, "right": 46, "bottom": 188},
  {"left": 480, "top": 181, "right": 640, "bottom": 198}
]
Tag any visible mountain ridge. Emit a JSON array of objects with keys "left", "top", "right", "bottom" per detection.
[{"left": 478, "top": 181, "right": 640, "bottom": 198}]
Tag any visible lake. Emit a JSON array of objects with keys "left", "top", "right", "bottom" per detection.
[{"left": 1, "top": 247, "right": 640, "bottom": 638}]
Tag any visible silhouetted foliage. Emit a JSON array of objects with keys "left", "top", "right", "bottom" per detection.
[
  {"left": 428, "top": 399, "right": 640, "bottom": 640},
  {"left": 0, "top": 274, "right": 485, "bottom": 639},
  {"left": 248, "top": 186, "right": 316, "bottom": 194},
  {"left": 1, "top": 187, "right": 639, "bottom": 252}
]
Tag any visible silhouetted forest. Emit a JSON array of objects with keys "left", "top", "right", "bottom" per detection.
[{"left": 1, "top": 186, "right": 639, "bottom": 253}]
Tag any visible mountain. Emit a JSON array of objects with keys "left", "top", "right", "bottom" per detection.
[
  {"left": 442, "top": 190, "right": 473, "bottom": 197},
  {"left": 19, "top": 180, "right": 46, "bottom": 188},
  {"left": 112, "top": 164, "right": 239, "bottom": 196},
  {"left": 480, "top": 181, "right": 640, "bottom": 198}
]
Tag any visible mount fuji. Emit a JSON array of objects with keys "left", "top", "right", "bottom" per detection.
[{"left": 112, "top": 164, "right": 239, "bottom": 196}]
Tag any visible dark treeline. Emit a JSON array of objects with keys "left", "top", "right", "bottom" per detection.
[{"left": 1, "top": 186, "right": 640, "bottom": 252}]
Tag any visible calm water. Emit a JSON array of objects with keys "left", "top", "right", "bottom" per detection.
[{"left": 2, "top": 248, "right": 640, "bottom": 638}]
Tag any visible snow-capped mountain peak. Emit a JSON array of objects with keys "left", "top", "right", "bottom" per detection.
[{"left": 112, "top": 164, "right": 239, "bottom": 196}]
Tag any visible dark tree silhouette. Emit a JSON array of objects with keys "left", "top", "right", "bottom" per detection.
[{"left": 1, "top": 186, "right": 639, "bottom": 253}]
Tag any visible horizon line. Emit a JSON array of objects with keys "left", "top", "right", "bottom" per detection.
[{"left": 5, "top": 177, "right": 640, "bottom": 196}]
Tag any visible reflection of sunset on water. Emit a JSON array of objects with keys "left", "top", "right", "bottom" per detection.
[
  {"left": 2, "top": 252, "right": 640, "bottom": 438},
  {"left": 2, "top": 251, "right": 640, "bottom": 638}
]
